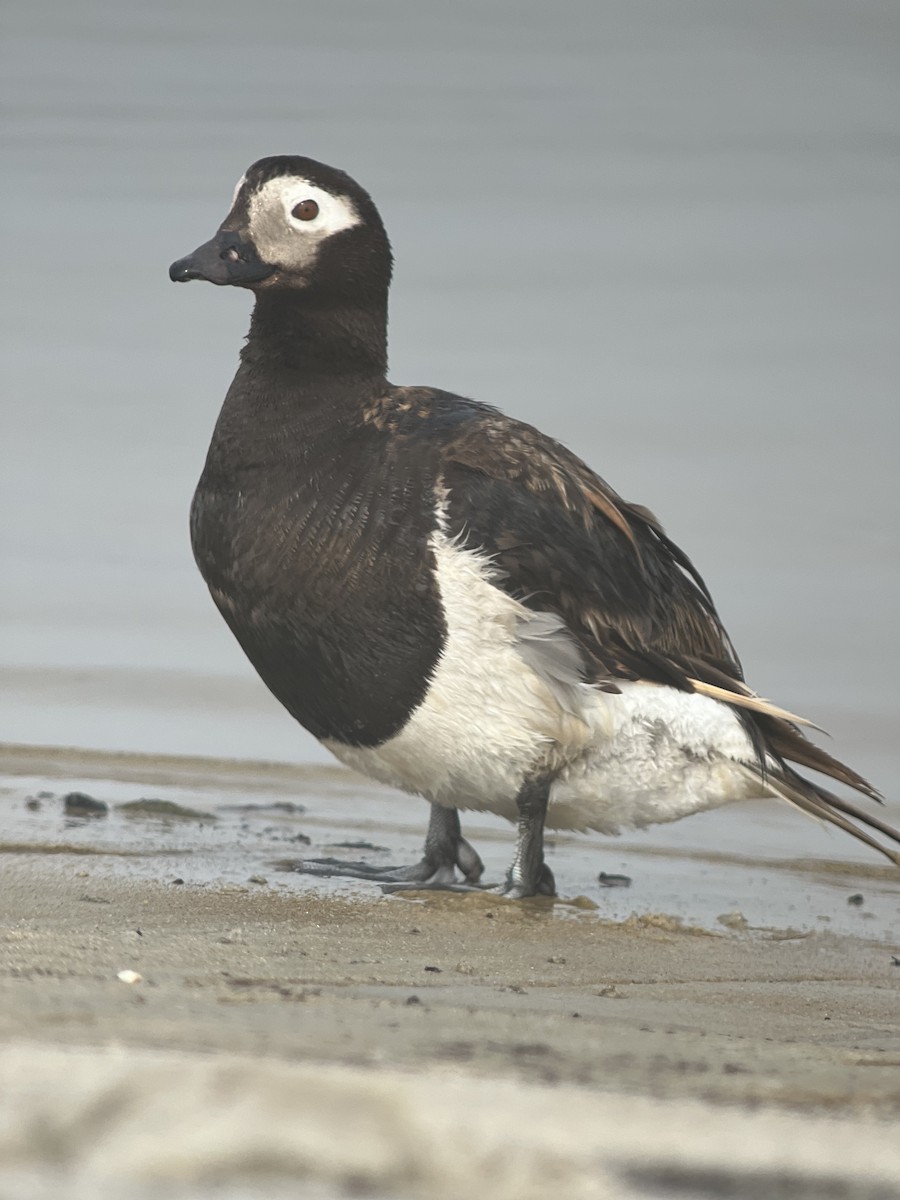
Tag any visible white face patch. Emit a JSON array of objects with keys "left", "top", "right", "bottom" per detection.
[{"left": 243, "top": 175, "right": 361, "bottom": 276}]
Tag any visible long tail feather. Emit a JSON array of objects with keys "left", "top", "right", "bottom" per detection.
[
  {"left": 797, "top": 779, "right": 900, "bottom": 844},
  {"left": 760, "top": 717, "right": 883, "bottom": 803},
  {"left": 740, "top": 764, "right": 900, "bottom": 868}
]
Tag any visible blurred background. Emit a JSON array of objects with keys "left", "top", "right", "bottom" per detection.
[{"left": 3, "top": 0, "right": 898, "bottom": 806}]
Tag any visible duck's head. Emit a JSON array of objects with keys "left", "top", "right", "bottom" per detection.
[{"left": 169, "top": 156, "right": 392, "bottom": 297}]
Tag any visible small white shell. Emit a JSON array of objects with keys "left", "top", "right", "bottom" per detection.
[{"left": 116, "top": 969, "right": 143, "bottom": 984}]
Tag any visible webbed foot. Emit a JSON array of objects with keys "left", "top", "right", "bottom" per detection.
[
  {"left": 291, "top": 804, "right": 485, "bottom": 891},
  {"left": 501, "top": 861, "right": 556, "bottom": 900}
]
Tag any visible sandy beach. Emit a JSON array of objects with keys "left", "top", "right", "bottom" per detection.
[
  {"left": 4, "top": 0, "right": 899, "bottom": 1196},
  {"left": 2, "top": 743, "right": 899, "bottom": 1198}
]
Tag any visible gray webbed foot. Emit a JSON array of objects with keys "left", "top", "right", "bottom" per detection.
[
  {"left": 501, "top": 862, "right": 556, "bottom": 900},
  {"left": 290, "top": 805, "right": 485, "bottom": 891}
]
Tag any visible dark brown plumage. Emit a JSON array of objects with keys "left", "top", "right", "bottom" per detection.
[
  {"left": 172, "top": 154, "right": 900, "bottom": 895},
  {"left": 364, "top": 387, "right": 895, "bottom": 862}
]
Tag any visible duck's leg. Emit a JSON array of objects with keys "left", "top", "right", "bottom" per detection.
[
  {"left": 502, "top": 774, "right": 556, "bottom": 899},
  {"left": 293, "top": 802, "right": 485, "bottom": 890}
]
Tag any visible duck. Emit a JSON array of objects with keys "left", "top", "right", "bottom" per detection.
[{"left": 169, "top": 155, "right": 900, "bottom": 897}]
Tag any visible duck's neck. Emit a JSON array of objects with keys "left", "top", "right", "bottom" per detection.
[{"left": 242, "top": 287, "right": 388, "bottom": 384}]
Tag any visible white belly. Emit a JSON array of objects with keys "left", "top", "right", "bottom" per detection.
[{"left": 325, "top": 532, "right": 763, "bottom": 834}]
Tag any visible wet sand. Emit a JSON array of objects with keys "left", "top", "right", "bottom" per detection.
[{"left": 2, "top": 744, "right": 899, "bottom": 1198}]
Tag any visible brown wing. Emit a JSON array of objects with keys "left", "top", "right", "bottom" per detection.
[
  {"left": 441, "top": 408, "right": 744, "bottom": 691},
  {"left": 439, "top": 406, "right": 886, "bottom": 816}
]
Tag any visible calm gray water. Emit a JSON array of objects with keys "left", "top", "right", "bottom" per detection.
[{"left": 3, "top": 1, "right": 899, "bottom": 821}]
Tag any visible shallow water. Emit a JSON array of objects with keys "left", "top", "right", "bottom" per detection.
[
  {"left": 3, "top": 747, "right": 899, "bottom": 943},
  {"left": 2, "top": 2, "right": 899, "bottom": 828}
]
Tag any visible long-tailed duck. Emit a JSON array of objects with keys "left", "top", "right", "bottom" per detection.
[{"left": 170, "top": 156, "right": 899, "bottom": 896}]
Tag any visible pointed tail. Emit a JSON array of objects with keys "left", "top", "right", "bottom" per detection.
[{"left": 739, "top": 760, "right": 900, "bottom": 868}]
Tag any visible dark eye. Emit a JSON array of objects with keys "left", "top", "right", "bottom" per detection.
[{"left": 291, "top": 199, "right": 319, "bottom": 221}]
